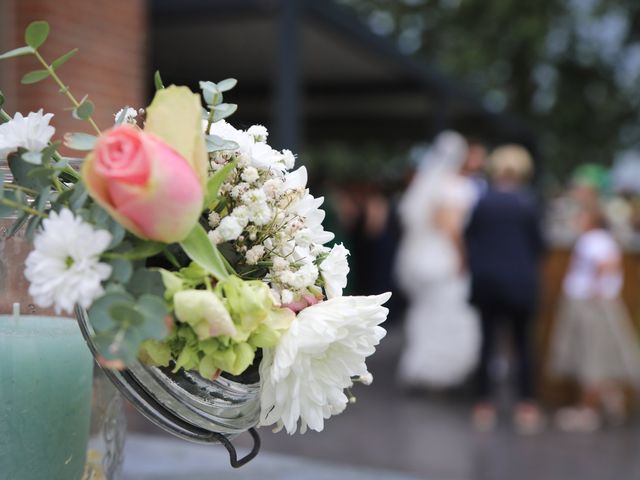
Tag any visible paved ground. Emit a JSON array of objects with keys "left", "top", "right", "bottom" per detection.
[{"left": 126, "top": 326, "right": 640, "bottom": 480}]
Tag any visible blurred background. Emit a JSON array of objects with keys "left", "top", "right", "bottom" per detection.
[{"left": 3, "top": 0, "right": 640, "bottom": 479}]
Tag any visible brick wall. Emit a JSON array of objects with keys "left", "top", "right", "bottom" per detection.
[{"left": 0, "top": 0, "right": 147, "bottom": 139}]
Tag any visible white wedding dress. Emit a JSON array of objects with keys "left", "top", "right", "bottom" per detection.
[{"left": 395, "top": 132, "right": 480, "bottom": 388}]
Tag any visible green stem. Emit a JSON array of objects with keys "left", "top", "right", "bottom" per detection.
[
  {"left": 0, "top": 198, "right": 47, "bottom": 218},
  {"left": 164, "top": 249, "right": 181, "bottom": 269},
  {"left": 33, "top": 49, "right": 101, "bottom": 136},
  {"left": 204, "top": 276, "right": 213, "bottom": 292},
  {"left": 0, "top": 108, "right": 11, "bottom": 122},
  {"left": 205, "top": 107, "right": 215, "bottom": 136},
  {"left": 2, "top": 183, "right": 39, "bottom": 196}
]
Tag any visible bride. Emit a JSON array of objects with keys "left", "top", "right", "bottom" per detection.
[{"left": 395, "top": 131, "right": 480, "bottom": 388}]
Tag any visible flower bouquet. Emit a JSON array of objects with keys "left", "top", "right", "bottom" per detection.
[{"left": 0, "top": 20, "right": 390, "bottom": 443}]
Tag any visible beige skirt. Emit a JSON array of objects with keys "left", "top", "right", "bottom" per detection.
[{"left": 549, "top": 297, "right": 640, "bottom": 387}]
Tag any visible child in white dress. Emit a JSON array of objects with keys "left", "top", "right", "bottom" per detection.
[{"left": 550, "top": 204, "right": 640, "bottom": 431}]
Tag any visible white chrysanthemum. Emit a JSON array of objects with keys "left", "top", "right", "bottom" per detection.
[
  {"left": 251, "top": 142, "right": 286, "bottom": 172},
  {"left": 259, "top": 293, "right": 391, "bottom": 434},
  {"left": 24, "top": 209, "right": 112, "bottom": 314},
  {"left": 0, "top": 110, "right": 55, "bottom": 164},
  {"left": 320, "top": 244, "right": 350, "bottom": 299}
]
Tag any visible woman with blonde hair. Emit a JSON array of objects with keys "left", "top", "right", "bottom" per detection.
[{"left": 465, "top": 144, "right": 545, "bottom": 434}]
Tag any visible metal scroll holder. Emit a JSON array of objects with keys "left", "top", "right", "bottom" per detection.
[{"left": 75, "top": 306, "right": 261, "bottom": 468}]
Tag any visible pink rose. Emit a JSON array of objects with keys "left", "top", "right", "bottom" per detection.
[{"left": 83, "top": 125, "right": 204, "bottom": 243}]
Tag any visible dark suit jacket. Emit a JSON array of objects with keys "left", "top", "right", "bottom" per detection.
[{"left": 465, "top": 186, "right": 544, "bottom": 312}]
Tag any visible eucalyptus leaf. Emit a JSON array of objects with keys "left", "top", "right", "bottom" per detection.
[
  {"left": 127, "top": 268, "right": 165, "bottom": 298},
  {"left": 212, "top": 103, "right": 238, "bottom": 122},
  {"left": 64, "top": 132, "right": 96, "bottom": 151},
  {"left": 205, "top": 135, "right": 239, "bottom": 153},
  {"left": 216, "top": 78, "right": 238, "bottom": 93},
  {"left": 0, "top": 46, "right": 34, "bottom": 60},
  {"left": 25, "top": 21, "right": 50, "bottom": 49},
  {"left": 93, "top": 329, "right": 140, "bottom": 366},
  {"left": 51, "top": 48, "right": 78, "bottom": 70},
  {"left": 69, "top": 183, "right": 89, "bottom": 210},
  {"left": 88, "top": 292, "right": 134, "bottom": 331},
  {"left": 6, "top": 211, "right": 29, "bottom": 236},
  {"left": 21, "top": 151, "right": 43, "bottom": 165},
  {"left": 199, "top": 81, "right": 221, "bottom": 106},
  {"left": 136, "top": 294, "right": 169, "bottom": 340},
  {"left": 108, "top": 258, "right": 133, "bottom": 284},
  {"left": 21, "top": 70, "right": 50, "bottom": 85},
  {"left": 179, "top": 223, "right": 230, "bottom": 280},
  {"left": 109, "top": 303, "right": 145, "bottom": 327},
  {"left": 73, "top": 98, "right": 94, "bottom": 120},
  {"left": 9, "top": 153, "right": 51, "bottom": 190},
  {"left": 25, "top": 214, "right": 43, "bottom": 241}
]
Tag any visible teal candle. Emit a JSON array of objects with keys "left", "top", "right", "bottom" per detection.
[{"left": 0, "top": 313, "right": 93, "bottom": 480}]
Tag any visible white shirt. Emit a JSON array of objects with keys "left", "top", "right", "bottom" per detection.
[{"left": 563, "top": 229, "right": 623, "bottom": 299}]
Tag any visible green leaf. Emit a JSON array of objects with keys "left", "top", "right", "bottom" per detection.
[
  {"left": 136, "top": 294, "right": 169, "bottom": 340},
  {"left": 205, "top": 134, "right": 239, "bottom": 153},
  {"left": 205, "top": 160, "right": 236, "bottom": 207},
  {"left": 88, "top": 292, "right": 134, "bottom": 331},
  {"left": 0, "top": 46, "right": 34, "bottom": 60},
  {"left": 199, "top": 81, "right": 221, "bottom": 106},
  {"left": 107, "top": 241, "right": 165, "bottom": 260},
  {"left": 216, "top": 78, "right": 238, "bottom": 93},
  {"left": 21, "top": 151, "right": 43, "bottom": 164},
  {"left": 139, "top": 339, "right": 171, "bottom": 366},
  {"left": 179, "top": 223, "right": 230, "bottom": 280},
  {"left": 73, "top": 98, "right": 94, "bottom": 120},
  {"left": 63, "top": 132, "right": 97, "bottom": 151},
  {"left": 21, "top": 69, "right": 49, "bottom": 85},
  {"left": 25, "top": 21, "right": 50, "bottom": 49},
  {"left": 93, "top": 329, "right": 140, "bottom": 366},
  {"left": 9, "top": 153, "right": 51, "bottom": 190},
  {"left": 108, "top": 258, "right": 133, "bottom": 284},
  {"left": 109, "top": 302, "right": 145, "bottom": 327},
  {"left": 0, "top": 191, "right": 18, "bottom": 218},
  {"left": 154, "top": 70, "right": 165, "bottom": 90},
  {"left": 212, "top": 103, "right": 238, "bottom": 122},
  {"left": 51, "top": 48, "right": 78, "bottom": 70},
  {"left": 127, "top": 268, "right": 165, "bottom": 298},
  {"left": 69, "top": 182, "right": 89, "bottom": 210}
]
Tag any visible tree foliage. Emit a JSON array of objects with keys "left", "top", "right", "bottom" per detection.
[{"left": 340, "top": 0, "right": 640, "bottom": 178}]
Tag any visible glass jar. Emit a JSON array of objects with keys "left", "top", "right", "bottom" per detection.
[{"left": 0, "top": 162, "right": 126, "bottom": 480}]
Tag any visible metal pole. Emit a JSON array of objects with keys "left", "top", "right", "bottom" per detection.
[{"left": 273, "top": 0, "right": 301, "bottom": 151}]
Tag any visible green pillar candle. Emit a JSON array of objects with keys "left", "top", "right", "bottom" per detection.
[{"left": 0, "top": 312, "right": 93, "bottom": 480}]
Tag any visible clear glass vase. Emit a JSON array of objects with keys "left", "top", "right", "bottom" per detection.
[{"left": 1, "top": 162, "right": 127, "bottom": 480}]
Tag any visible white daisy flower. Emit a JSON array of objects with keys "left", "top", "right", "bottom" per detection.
[
  {"left": 0, "top": 110, "right": 55, "bottom": 164},
  {"left": 259, "top": 293, "right": 391, "bottom": 434},
  {"left": 24, "top": 208, "right": 112, "bottom": 314},
  {"left": 320, "top": 243, "right": 350, "bottom": 299}
]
